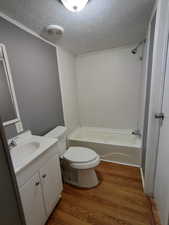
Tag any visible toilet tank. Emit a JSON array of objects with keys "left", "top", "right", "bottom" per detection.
[{"left": 45, "top": 126, "right": 67, "bottom": 156}]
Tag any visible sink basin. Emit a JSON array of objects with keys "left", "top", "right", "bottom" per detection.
[
  {"left": 10, "top": 141, "right": 40, "bottom": 169},
  {"left": 20, "top": 142, "right": 40, "bottom": 153},
  {"left": 10, "top": 131, "right": 57, "bottom": 174},
  {"left": 11, "top": 141, "right": 40, "bottom": 158}
]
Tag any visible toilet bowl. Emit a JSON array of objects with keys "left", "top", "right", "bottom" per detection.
[{"left": 45, "top": 126, "right": 100, "bottom": 188}]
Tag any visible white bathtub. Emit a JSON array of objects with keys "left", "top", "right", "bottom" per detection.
[{"left": 68, "top": 127, "right": 142, "bottom": 166}]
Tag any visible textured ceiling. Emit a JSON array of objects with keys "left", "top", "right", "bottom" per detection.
[{"left": 0, "top": 0, "right": 154, "bottom": 54}]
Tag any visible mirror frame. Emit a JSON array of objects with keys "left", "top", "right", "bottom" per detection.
[{"left": 0, "top": 44, "right": 21, "bottom": 126}]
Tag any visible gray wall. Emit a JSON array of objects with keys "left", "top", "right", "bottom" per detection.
[
  {"left": 0, "top": 120, "right": 25, "bottom": 225},
  {"left": 0, "top": 17, "right": 64, "bottom": 138}
]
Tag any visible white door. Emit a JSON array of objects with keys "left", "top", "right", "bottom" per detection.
[
  {"left": 154, "top": 36, "right": 169, "bottom": 225},
  {"left": 19, "top": 173, "right": 46, "bottom": 225},
  {"left": 144, "top": 0, "right": 169, "bottom": 195},
  {"left": 143, "top": 11, "right": 157, "bottom": 194},
  {"left": 40, "top": 155, "right": 63, "bottom": 216}
]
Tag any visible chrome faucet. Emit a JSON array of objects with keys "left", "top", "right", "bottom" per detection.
[
  {"left": 131, "top": 129, "right": 141, "bottom": 138},
  {"left": 8, "top": 139, "right": 17, "bottom": 149}
]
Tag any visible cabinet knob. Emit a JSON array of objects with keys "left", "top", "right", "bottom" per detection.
[
  {"left": 42, "top": 174, "right": 47, "bottom": 178},
  {"left": 35, "top": 182, "right": 40, "bottom": 186}
]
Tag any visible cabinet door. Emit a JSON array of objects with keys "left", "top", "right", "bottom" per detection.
[
  {"left": 40, "top": 155, "right": 63, "bottom": 216},
  {"left": 19, "top": 173, "right": 46, "bottom": 225}
]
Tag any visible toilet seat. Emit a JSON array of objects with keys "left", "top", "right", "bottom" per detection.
[
  {"left": 71, "top": 155, "right": 100, "bottom": 169},
  {"left": 63, "top": 146, "right": 100, "bottom": 170},
  {"left": 63, "top": 146, "right": 98, "bottom": 163}
]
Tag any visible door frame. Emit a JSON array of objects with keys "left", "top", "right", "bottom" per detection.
[{"left": 144, "top": 0, "right": 169, "bottom": 195}]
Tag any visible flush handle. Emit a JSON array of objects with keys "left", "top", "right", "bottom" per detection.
[{"left": 42, "top": 174, "right": 47, "bottom": 178}]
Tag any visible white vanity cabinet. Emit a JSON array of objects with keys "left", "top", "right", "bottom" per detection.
[
  {"left": 19, "top": 173, "right": 46, "bottom": 225},
  {"left": 16, "top": 143, "right": 63, "bottom": 225},
  {"left": 40, "top": 156, "right": 63, "bottom": 216}
]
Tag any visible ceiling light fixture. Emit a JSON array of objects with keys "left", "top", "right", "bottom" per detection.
[
  {"left": 46, "top": 25, "right": 64, "bottom": 35},
  {"left": 60, "top": 0, "right": 89, "bottom": 12}
]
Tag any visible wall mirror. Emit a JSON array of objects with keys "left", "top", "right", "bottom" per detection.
[{"left": 0, "top": 44, "right": 20, "bottom": 126}]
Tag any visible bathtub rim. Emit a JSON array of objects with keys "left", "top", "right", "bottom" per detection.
[{"left": 68, "top": 126, "right": 142, "bottom": 149}]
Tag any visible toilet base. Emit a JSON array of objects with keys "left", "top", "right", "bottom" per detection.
[{"left": 61, "top": 161, "right": 99, "bottom": 188}]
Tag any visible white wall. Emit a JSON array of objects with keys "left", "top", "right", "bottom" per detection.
[
  {"left": 57, "top": 47, "right": 80, "bottom": 134},
  {"left": 76, "top": 45, "right": 144, "bottom": 130},
  {"left": 138, "top": 43, "right": 148, "bottom": 134}
]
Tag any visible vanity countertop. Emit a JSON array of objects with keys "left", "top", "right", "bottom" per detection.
[{"left": 10, "top": 131, "right": 58, "bottom": 174}]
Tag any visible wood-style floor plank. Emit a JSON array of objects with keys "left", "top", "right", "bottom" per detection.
[{"left": 46, "top": 161, "right": 153, "bottom": 225}]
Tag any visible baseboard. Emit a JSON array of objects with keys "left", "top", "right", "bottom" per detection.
[
  {"left": 101, "top": 159, "right": 140, "bottom": 168},
  {"left": 147, "top": 197, "right": 161, "bottom": 225},
  {"left": 140, "top": 167, "right": 145, "bottom": 190}
]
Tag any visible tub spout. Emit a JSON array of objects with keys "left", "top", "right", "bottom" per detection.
[{"left": 132, "top": 130, "right": 141, "bottom": 138}]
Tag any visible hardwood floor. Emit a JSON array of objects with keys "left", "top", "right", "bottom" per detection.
[{"left": 46, "top": 161, "right": 154, "bottom": 225}]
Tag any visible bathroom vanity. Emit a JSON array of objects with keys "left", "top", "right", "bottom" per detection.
[{"left": 10, "top": 131, "right": 63, "bottom": 225}]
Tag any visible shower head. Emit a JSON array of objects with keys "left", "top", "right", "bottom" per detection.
[
  {"left": 131, "top": 48, "right": 137, "bottom": 54},
  {"left": 131, "top": 39, "right": 146, "bottom": 55}
]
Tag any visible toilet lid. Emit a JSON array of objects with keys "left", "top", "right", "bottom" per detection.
[{"left": 63, "top": 147, "right": 98, "bottom": 163}]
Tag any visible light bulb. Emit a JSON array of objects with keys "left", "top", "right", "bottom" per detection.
[{"left": 61, "top": 0, "right": 89, "bottom": 12}]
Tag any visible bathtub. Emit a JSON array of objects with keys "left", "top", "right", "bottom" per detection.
[{"left": 68, "top": 127, "right": 142, "bottom": 167}]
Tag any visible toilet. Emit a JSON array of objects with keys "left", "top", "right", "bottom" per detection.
[{"left": 45, "top": 126, "right": 100, "bottom": 188}]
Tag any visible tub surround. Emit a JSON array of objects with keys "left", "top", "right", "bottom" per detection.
[
  {"left": 57, "top": 47, "right": 80, "bottom": 135},
  {"left": 75, "top": 46, "right": 145, "bottom": 131}
]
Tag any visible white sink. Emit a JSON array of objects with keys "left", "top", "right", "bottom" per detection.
[
  {"left": 23, "top": 141, "right": 40, "bottom": 151},
  {"left": 19, "top": 141, "right": 40, "bottom": 153},
  {"left": 11, "top": 141, "right": 40, "bottom": 159},
  {"left": 10, "top": 131, "right": 58, "bottom": 174}
]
